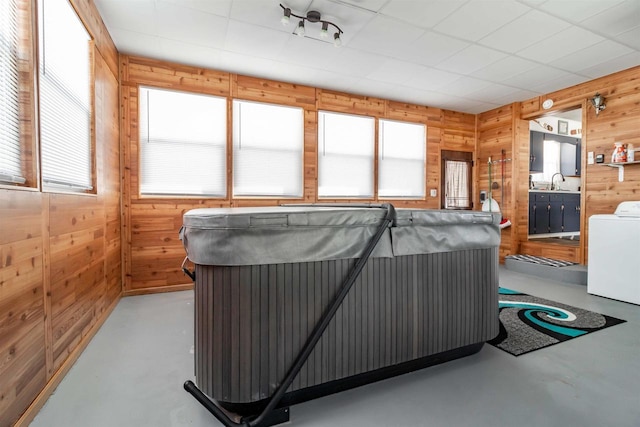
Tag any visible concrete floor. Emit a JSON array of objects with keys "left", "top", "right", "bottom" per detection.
[{"left": 31, "top": 267, "right": 640, "bottom": 427}]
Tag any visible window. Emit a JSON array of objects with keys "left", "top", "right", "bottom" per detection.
[
  {"left": 38, "top": 0, "right": 92, "bottom": 190},
  {"left": 318, "top": 111, "right": 374, "bottom": 198},
  {"left": 531, "top": 139, "right": 561, "bottom": 183},
  {"left": 0, "top": 0, "right": 25, "bottom": 184},
  {"left": 139, "top": 87, "right": 227, "bottom": 196},
  {"left": 378, "top": 119, "right": 426, "bottom": 198},
  {"left": 233, "top": 100, "right": 303, "bottom": 197}
]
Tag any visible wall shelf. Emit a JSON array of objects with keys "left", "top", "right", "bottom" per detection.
[{"left": 601, "top": 160, "right": 640, "bottom": 182}]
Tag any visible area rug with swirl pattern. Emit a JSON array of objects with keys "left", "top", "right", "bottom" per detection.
[{"left": 488, "top": 287, "right": 626, "bottom": 356}]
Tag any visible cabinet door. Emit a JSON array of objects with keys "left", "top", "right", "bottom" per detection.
[
  {"left": 560, "top": 143, "right": 577, "bottom": 176},
  {"left": 563, "top": 194, "right": 581, "bottom": 232},
  {"left": 549, "top": 194, "right": 563, "bottom": 232},
  {"left": 534, "top": 193, "right": 549, "bottom": 233},
  {"left": 530, "top": 131, "right": 544, "bottom": 172},
  {"left": 529, "top": 193, "right": 536, "bottom": 235}
]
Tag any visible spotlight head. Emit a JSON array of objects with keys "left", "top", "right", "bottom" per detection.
[
  {"left": 320, "top": 22, "right": 329, "bottom": 38},
  {"left": 281, "top": 7, "right": 291, "bottom": 25},
  {"left": 294, "top": 20, "right": 305, "bottom": 37},
  {"left": 333, "top": 32, "right": 342, "bottom": 47}
]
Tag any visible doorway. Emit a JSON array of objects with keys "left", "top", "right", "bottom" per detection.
[{"left": 441, "top": 150, "right": 473, "bottom": 210}]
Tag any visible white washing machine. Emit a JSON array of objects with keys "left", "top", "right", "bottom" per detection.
[{"left": 588, "top": 201, "right": 640, "bottom": 305}]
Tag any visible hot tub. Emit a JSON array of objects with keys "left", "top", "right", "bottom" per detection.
[{"left": 180, "top": 205, "right": 500, "bottom": 426}]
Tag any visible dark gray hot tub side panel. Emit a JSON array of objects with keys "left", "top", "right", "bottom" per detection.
[
  {"left": 194, "top": 248, "right": 499, "bottom": 405},
  {"left": 182, "top": 207, "right": 501, "bottom": 408}
]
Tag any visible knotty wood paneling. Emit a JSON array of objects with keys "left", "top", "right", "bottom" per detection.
[
  {"left": 478, "top": 105, "right": 514, "bottom": 262},
  {"left": 0, "top": 190, "right": 46, "bottom": 426},
  {"left": 120, "top": 56, "right": 476, "bottom": 293},
  {"left": 2, "top": 1, "right": 122, "bottom": 423}
]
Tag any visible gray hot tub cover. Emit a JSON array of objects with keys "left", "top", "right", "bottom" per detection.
[{"left": 180, "top": 206, "right": 500, "bottom": 266}]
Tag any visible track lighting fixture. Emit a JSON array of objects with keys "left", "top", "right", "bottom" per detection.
[
  {"left": 279, "top": 3, "right": 343, "bottom": 47},
  {"left": 590, "top": 92, "right": 606, "bottom": 116}
]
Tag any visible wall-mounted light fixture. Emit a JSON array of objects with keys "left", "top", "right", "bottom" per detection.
[
  {"left": 280, "top": 4, "right": 344, "bottom": 47},
  {"left": 590, "top": 93, "right": 606, "bottom": 116}
]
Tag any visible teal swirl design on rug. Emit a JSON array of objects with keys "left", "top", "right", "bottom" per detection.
[{"left": 488, "top": 287, "right": 625, "bottom": 356}]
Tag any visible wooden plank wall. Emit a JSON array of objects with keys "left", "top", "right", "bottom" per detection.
[
  {"left": 479, "top": 65, "right": 640, "bottom": 264},
  {"left": 477, "top": 105, "right": 514, "bottom": 262},
  {"left": 0, "top": 0, "right": 121, "bottom": 425},
  {"left": 120, "top": 55, "right": 478, "bottom": 294}
]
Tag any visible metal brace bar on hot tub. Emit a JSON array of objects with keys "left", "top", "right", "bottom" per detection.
[{"left": 183, "top": 203, "right": 396, "bottom": 427}]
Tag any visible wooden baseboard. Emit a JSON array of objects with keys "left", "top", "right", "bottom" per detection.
[
  {"left": 123, "top": 282, "right": 193, "bottom": 296},
  {"left": 14, "top": 293, "right": 122, "bottom": 427}
]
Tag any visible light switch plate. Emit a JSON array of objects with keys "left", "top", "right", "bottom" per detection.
[
  {"left": 430, "top": 189, "right": 437, "bottom": 197},
  {"left": 588, "top": 151, "right": 594, "bottom": 165}
]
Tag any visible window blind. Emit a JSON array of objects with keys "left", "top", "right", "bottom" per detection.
[
  {"left": 39, "top": 0, "right": 92, "bottom": 190},
  {"left": 0, "top": 0, "right": 25, "bottom": 184},
  {"left": 378, "top": 119, "right": 426, "bottom": 198},
  {"left": 318, "top": 111, "right": 374, "bottom": 198},
  {"left": 139, "top": 87, "right": 227, "bottom": 196},
  {"left": 232, "top": 100, "right": 303, "bottom": 197}
]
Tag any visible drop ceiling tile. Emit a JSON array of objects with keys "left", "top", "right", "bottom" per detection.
[
  {"left": 492, "top": 88, "right": 540, "bottom": 105},
  {"left": 538, "top": 0, "right": 624, "bottom": 23},
  {"left": 465, "top": 83, "right": 528, "bottom": 103},
  {"left": 159, "top": 0, "right": 232, "bottom": 17},
  {"left": 581, "top": 0, "right": 640, "bottom": 36},
  {"left": 471, "top": 56, "right": 540, "bottom": 82},
  {"left": 347, "top": 15, "right": 425, "bottom": 56},
  {"left": 156, "top": 3, "right": 229, "bottom": 49},
  {"left": 94, "top": 0, "right": 157, "bottom": 35},
  {"left": 436, "top": 45, "right": 507, "bottom": 75},
  {"left": 517, "top": 26, "right": 605, "bottom": 64},
  {"left": 439, "top": 76, "right": 492, "bottom": 98},
  {"left": 379, "top": 0, "right": 467, "bottom": 29},
  {"left": 386, "top": 86, "right": 451, "bottom": 107},
  {"left": 365, "top": 59, "right": 430, "bottom": 85},
  {"left": 217, "top": 50, "right": 307, "bottom": 83},
  {"left": 398, "top": 31, "right": 470, "bottom": 67},
  {"left": 530, "top": 72, "right": 589, "bottom": 93},
  {"left": 330, "top": 0, "right": 389, "bottom": 13},
  {"left": 434, "top": 1, "right": 530, "bottom": 42},
  {"left": 229, "top": 0, "right": 308, "bottom": 34},
  {"left": 613, "top": 25, "right": 640, "bottom": 49},
  {"left": 405, "top": 68, "right": 462, "bottom": 91},
  {"left": 323, "top": 48, "right": 386, "bottom": 77},
  {"left": 350, "top": 78, "right": 399, "bottom": 100},
  {"left": 277, "top": 34, "right": 345, "bottom": 70},
  {"left": 224, "top": 20, "right": 291, "bottom": 60},
  {"left": 549, "top": 40, "right": 634, "bottom": 73},
  {"left": 501, "top": 64, "right": 572, "bottom": 88},
  {"left": 577, "top": 51, "right": 640, "bottom": 79},
  {"left": 308, "top": 70, "right": 362, "bottom": 93},
  {"left": 108, "top": 28, "right": 162, "bottom": 57},
  {"left": 479, "top": 10, "right": 571, "bottom": 53},
  {"left": 158, "top": 38, "right": 225, "bottom": 69}
]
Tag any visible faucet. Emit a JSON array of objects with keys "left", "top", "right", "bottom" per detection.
[{"left": 551, "top": 173, "right": 565, "bottom": 191}]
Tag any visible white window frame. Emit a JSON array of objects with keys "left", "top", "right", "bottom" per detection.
[
  {"left": 378, "top": 119, "right": 426, "bottom": 199},
  {"left": 138, "top": 86, "right": 227, "bottom": 197},
  {"left": 318, "top": 111, "right": 375, "bottom": 199},
  {"left": 232, "top": 99, "right": 304, "bottom": 198}
]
